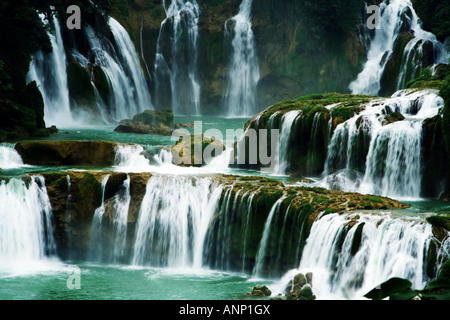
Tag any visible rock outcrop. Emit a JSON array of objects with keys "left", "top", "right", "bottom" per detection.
[
  {"left": 15, "top": 140, "right": 125, "bottom": 166},
  {"left": 114, "top": 109, "right": 194, "bottom": 135}
]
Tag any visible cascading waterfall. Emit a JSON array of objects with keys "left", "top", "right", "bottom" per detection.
[
  {"left": 273, "top": 111, "right": 301, "bottom": 175},
  {"left": 203, "top": 187, "right": 258, "bottom": 273},
  {"left": 322, "top": 89, "right": 444, "bottom": 199},
  {"left": 0, "top": 144, "right": 26, "bottom": 169},
  {"left": 27, "top": 13, "right": 73, "bottom": 127},
  {"left": 349, "top": 0, "right": 449, "bottom": 96},
  {"left": 153, "top": 0, "right": 201, "bottom": 115},
  {"left": 223, "top": 0, "right": 260, "bottom": 117},
  {"left": 253, "top": 197, "right": 285, "bottom": 277},
  {"left": 0, "top": 176, "right": 57, "bottom": 272},
  {"left": 132, "top": 175, "right": 223, "bottom": 268},
  {"left": 272, "top": 211, "right": 442, "bottom": 300},
  {"left": 84, "top": 17, "right": 153, "bottom": 122},
  {"left": 88, "top": 174, "right": 131, "bottom": 264},
  {"left": 88, "top": 174, "right": 110, "bottom": 262}
]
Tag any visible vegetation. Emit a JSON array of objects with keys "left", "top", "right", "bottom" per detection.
[
  {"left": 364, "top": 260, "right": 450, "bottom": 300},
  {"left": 412, "top": 0, "right": 450, "bottom": 42}
]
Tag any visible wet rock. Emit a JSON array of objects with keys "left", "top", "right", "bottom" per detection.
[
  {"left": 114, "top": 109, "right": 194, "bottom": 136},
  {"left": 171, "top": 135, "right": 225, "bottom": 167},
  {"left": 285, "top": 272, "right": 316, "bottom": 300},
  {"left": 250, "top": 286, "right": 272, "bottom": 297}
]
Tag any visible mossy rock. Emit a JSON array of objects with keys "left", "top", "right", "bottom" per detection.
[
  {"left": 171, "top": 135, "right": 225, "bottom": 167},
  {"left": 15, "top": 140, "right": 124, "bottom": 166}
]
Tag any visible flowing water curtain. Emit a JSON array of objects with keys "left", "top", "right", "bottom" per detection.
[
  {"left": 131, "top": 175, "right": 223, "bottom": 268},
  {"left": 153, "top": 0, "right": 201, "bottom": 115},
  {"left": 27, "top": 13, "right": 73, "bottom": 127},
  {"left": 0, "top": 177, "right": 57, "bottom": 271},
  {"left": 223, "top": 0, "right": 260, "bottom": 117},
  {"left": 84, "top": 18, "right": 153, "bottom": 123},
  {"left": 321, "top": 90, "right": 444, "bottom": 199},
  {"left": 288, "top": 212, "right": 438, "bottom": 299},
  {"left": 349, "top": 0, "right": 449, "bottom": 96}
]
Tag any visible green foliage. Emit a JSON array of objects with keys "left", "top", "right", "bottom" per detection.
[
  {"left": 412, "top": 0, "right": 450, "bottom": 42},
  {"left": 426, "top": 215, "right": 450, "bottom": 231},
  {"left": 299, "top": 0, "right": 365, "bottom": 38},
  {"left": 0, "top": 0, "right": 51, "bottom": 97},
  {"left": 365, "top": 260, "right": 450, "bottom": 300},
  {"left": 441, "top": 74, "right": 450, "bottom": 193},
  {"left": 364, "top": 278, "right": 416, "bottom": 300}
]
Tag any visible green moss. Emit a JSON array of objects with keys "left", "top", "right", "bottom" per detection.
[
  {"left": 364, "top": 196, "right": 383, "bottom": 204},
  {"left": 426, "top": 215, "right": 450, "bottom": 231}
]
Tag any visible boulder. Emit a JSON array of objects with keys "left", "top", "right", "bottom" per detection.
[
  {"left": 114, "top": 109, "right": 193, "bottom": 136},
  {"left": 285, "top": 272, "right": 316, "bottom": 300},
  {"left": 171, "top": 135, "right": 226, "bottom": 167},
  {"left": 250, "top": 286, "right": 272, "bottom": 297},
  {"left": 15, "top": 140, "right": 125, "bottom": 166}
]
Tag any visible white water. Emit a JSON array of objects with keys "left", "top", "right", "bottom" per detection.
[
  {"left": 223, "top": 0, "right": 260, "bottom": 117},
  {"left": 253, "top": 197, "right": 285, "bottom": 277},
  {"left": 28, "top": 14, "right": 73, "bottom": 127},
  {"left": 0, "top": 177, "right": 58, "bottom": 273},
  {"left": 0, "top": 144, "right": 26, "bottom": 169},
  {"left": 322, "top": 89, "right": 443, "bottom": 200},
  {"left": 273, "top": 111, "right": 301, "bottom": 175},
  {"left": 349, "top": 0, "right": 449, "bottom": 95},
  {"left": 271, "top": 211, "right": 436, "bottom": 300},
  {"left": 153, "top": 0, "right": 201, "bottom": 115},
  {"left": 88, "top": 174, "right": 131, "bottom": 263},
  {"left": 85, "top": 17, "right": 153, "bottom": 122},
  {"left": 132, "top": 175, "right": 223, "bottom": 268}
]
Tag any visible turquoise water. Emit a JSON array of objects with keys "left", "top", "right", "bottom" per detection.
[{"left": 0, "top": 262, "right": 274, "bottom": 300}]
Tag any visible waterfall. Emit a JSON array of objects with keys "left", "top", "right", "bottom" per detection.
[
  {"left": 0, "top": 144, "right": 25, "bottom": 169},
  {"left": 203, "top": 187, "right": 258, "bottom": 272},
  {"left": 322, "top": 89, "right": 444, "bottom": 199},
  {"left": 131, "top": 175, "right": 223, "bottom": 268},
  {"left": 27, "top": 13, "right": 73, "bottom": 127},
  {"left": 153, "top": 0, "right": 201, "bottom": 115},
  {"left": 223, "top": 0, "right": 260, "bottom": 117},
  {"left": 253, "top": 197, "right": 285, "bottom": 277},
  {"left": 85, "top": 17, "right": 153, "bottom": 122},
  {"left": 273, "top": 111, "right": 301, "bottom": 175},
  {"left": 272, "top": 212, "right": 439, "bottom": 300},
  {"left": 349, "top": 0, "right": 449, "bottom": 96},
  {"left": 0, "top": 176, "right": 57, "bottom": 272},
  {"left": 88, "top": 174, "right": 131, "bottom": 264}
]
